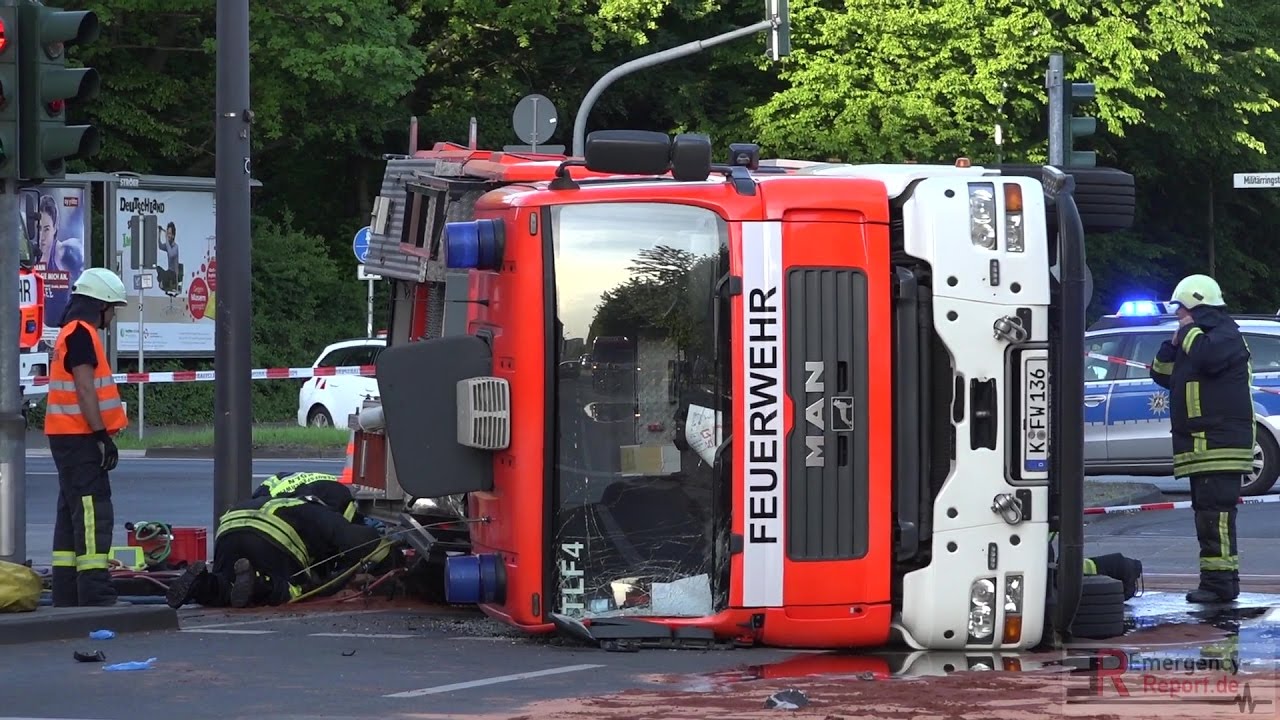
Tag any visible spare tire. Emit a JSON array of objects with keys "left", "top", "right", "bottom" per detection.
[
  {"left": 993, "top": 164, "right": 1136, "bottom": 234},
  {"left": 1070, "top": 575, "right": 1127, "bottom": 640}
]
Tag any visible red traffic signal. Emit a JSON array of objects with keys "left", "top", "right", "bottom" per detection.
[{"left": 0, "top": 17, "right": 7, "bottom": 55}]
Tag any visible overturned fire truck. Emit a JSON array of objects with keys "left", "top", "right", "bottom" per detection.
[{"left": 349, "top": 129, "right": 1134, "bottom": 650}]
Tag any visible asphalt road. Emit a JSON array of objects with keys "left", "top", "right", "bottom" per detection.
[
  {"left": 1086, "top": 473, "right": 1280, "bottom": 589},
  {"left": 22, "top": 454, "right": 344, "bottom": 566},
  {"left": 10, "top": 460, "right": 1280, "bottom": 718}
]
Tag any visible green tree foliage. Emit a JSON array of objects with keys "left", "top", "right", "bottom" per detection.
[{"left": 38, "top": 0, "right": 1280, "bottom": 427}]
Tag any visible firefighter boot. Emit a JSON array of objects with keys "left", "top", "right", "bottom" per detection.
[
  {"left": 1088, "top": 553, "right": 1144, "bottom": 600},
  {"left": 1187, "top": 571, "right": 1238, "bottom": 604},
  {"left": 166, "top": 561, "right": 213, "bottom": 609},
  {"left": 229, "top": 558, "right": 258, "bottom": 608}
]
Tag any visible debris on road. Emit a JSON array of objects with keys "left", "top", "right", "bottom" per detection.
[
  {"left": 73, "top": 650, "right": 105, "bottom": 663},
  {"left": 89, "top": 629, "right": 115, "bottom": 639},
  {"left": 102, "top": 657, "right": 157, "bottom": 672},
  {"left": 764, "top": 689, "right": 809, "bottom": 710}
]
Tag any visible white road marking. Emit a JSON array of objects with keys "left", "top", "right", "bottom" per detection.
[
  {"left": 1266, "top": 607, "right": 1280, "bottom": 623},
  {"left": 309, "top": 632, "right": 415, "bottom": 639},
  {"left": 451, "top": 636, "right": 515, "bottom": 641},
  {"left": 183, "top": 608, "right": 392, "bottom": 629},
  {"left": 384, "top": 664, "right": 606, "bottom": 698},
  {"left": 180, "top": 628, "right": 275, "bottom": 635}
]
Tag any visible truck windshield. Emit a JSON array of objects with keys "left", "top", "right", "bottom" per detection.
[{"left": 549, "top": 201, "right": 730, "bottom": 620}]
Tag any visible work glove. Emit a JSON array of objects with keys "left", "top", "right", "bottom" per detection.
[{"left": 94, "top": 429, "right": 118, "bottom": 471}]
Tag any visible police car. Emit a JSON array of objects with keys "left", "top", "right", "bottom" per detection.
[{"left": 1084, "top": 300, "right": 1280, "bottom": 495}]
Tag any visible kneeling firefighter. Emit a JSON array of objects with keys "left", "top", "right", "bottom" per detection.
[
  {"left": 165, "top": 496, "right": 397, "bottom": 609},
  {"left": 253, "top": 471, "right": 363, "bottom": 523}
]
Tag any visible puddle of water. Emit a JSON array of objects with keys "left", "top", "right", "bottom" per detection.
[{"left": 663, "top": 592, "right": 1280, "bottom": 690}]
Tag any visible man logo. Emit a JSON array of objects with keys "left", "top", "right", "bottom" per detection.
[
  {"left": 804, "top": 362, "right": 855, "bottom": 467},
  {"left": 830, "top": 396, "right": 855, "bottom": 432}
]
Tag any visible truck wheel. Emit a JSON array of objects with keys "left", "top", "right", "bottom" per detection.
[
  {"left": 1242, "top": 429, "right": 1280, "bottom": 496},
  {"left": 994, "top": 164, "right": 1135, "bottom": 234},
  {"left": 1070, "top": 575, "right": 1127, "bottom": 640}
]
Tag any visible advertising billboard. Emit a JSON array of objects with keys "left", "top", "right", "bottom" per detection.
[
  {"left": 21, "top": 185, "right": 91, "bottom": 347},
  {"left": 114, "top": 187, "right": 216, "bottom": 355}
]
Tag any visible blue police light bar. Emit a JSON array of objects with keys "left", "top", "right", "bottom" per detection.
[
  {"left": 1116, "top": 300, "right": 1162, "bottom": 317},
  {"left": 444, "top": 218, "right": 505, "bottom": 270}
]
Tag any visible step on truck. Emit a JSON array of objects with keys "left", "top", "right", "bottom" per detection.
[{"left": 353, "top": 129, "right": 1135, "bottom": 650}]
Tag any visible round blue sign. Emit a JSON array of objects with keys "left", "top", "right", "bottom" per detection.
[{"left": 352, "top": 226, "right": 371, "bottom": 264}]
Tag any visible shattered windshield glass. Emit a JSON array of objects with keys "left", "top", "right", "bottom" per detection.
[{"left": 550, "top": 201, "right": 730, "bottom": 620}]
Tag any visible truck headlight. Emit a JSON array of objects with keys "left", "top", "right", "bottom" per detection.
[
  {"left": 968, "top": 183, "right": 997, "bottom": 250},
  {"left": 1003, "top": 184, "right": 1024, "bottom": 253},
  {"left": 968, "top": 577, "right": 996, "bottom": 641},
  {"left": 1002, "top": 574, "right": 1023, "bottom": 644}
]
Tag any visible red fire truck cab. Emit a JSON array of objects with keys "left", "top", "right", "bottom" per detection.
[{"left": 369, "top": 129, "right": 1120, "bottom": 650}]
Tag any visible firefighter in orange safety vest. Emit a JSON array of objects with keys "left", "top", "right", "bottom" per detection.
[{"left": 45, "top": 268, "right": 129, "bottom": 607}]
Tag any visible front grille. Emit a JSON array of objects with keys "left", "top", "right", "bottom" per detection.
[{"left": 785, "top": 268, "right": 870, "bottom": 560}]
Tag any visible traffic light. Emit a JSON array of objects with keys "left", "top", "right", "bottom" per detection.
[
  {"left": 0, "top": 6, "right": 17, "bottom": 179},
  {"left": 1060, "top": 80, "right": 1096, "bottom": 168},
  {"left": 17, "top": 1, "right": 99, "bottom": 180}
]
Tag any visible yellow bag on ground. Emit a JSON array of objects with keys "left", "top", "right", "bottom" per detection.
[{"left": 0, "top": 560, "right": 41, "bottom": 613}]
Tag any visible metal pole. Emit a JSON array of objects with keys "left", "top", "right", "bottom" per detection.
[
  {"left": 1046, "top": 53, "right": 1064, "bottom": 167},
  {"left": 214, "top": 0, "right": 253, "bottom": 525},
  {"left": 137, "top": 278, "right": 145, "bottom": 440},
  {"left": 109, "top": 249, "right": 121, "bottom": 371},
  {"left": 0, "top": 179, "right": 26, "bottom": 564},
  {"left": 366, "top": 278, "right": 374, "bottom": 337},
  {"left": 572, "top": 19, "right": 775, "bottom": 156}
]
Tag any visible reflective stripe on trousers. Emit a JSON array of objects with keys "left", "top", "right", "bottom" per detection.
[{"left": 76, "top": 495, "right": 109, "bottom": 571}]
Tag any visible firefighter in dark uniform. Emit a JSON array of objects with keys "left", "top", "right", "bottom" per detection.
[
  {"left": 1150, "top": 274, "right": 1254, "bottom": 603},
  {"left": 45, "top": 268, "right": 129, "bottom": 607},
  {"left": 253, "top": 471, "right": 362, "bottom": 523},
  {"left": 164, "top": 495, "right": 394, "bottom": 609}
]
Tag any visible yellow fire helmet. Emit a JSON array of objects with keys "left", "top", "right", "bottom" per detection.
[{"left": 1170, "top": 274, "right": 1225, "bottom": 310}]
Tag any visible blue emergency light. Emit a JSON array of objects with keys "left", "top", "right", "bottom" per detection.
[
  {"left": 444, "top": 218, "right": 505, "bottom": 271},
  {"left": 1116, "top": 300, "right": 1162, "bottom": 317}
]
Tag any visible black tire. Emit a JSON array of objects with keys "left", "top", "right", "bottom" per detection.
[
  {"left": 1071, "top": 618, "right": 1126, "bottom": 640},
  {"left": 1242, "top": 427, "right": 1280, "bottom": 496},
  {"left": 1072, "top": 606, "right": 1124, "bottom": 625},
  {"left": 1071, "top": 575, "right": 1126, "bottom": 639},
  {"left": 307, "top": 405, "right": 334, "bottom": 428},
  {"left": 995, "top": 164, "right": 1136, "bottom": 234}
]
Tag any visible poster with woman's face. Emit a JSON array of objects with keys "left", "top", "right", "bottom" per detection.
[{"left": 19, "top": 185, "right": 89, "bottom": 344}]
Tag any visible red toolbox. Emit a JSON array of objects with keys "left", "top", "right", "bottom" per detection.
[{"left": 126, "top": 525, "right": 208, "bottom": 568}]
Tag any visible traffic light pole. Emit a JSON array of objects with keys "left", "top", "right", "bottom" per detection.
[
  {"left": 0, "top": 177, "right": 26, "bottom": 565},
  {"left": 214, "top": 0, "right": 253, "bottom": 524},
  {"left": 1046, "top": 53, "right": 1064, "bottom": 167}
]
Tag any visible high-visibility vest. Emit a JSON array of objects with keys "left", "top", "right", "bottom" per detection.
[
  {"left": 261, "top": 472, "right": 337, "bottom": 497},
  {"left": 44, "top": 319, "right": 128, "bottom": 436},
  {"left": 216, "top": 498, "right": 314, "bottom": 581},
  {"left": 257, "top": 472, "right": 356, "bottom": 521}
]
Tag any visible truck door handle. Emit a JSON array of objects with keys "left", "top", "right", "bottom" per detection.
[{"left": 1084, "top": 395, "right": 1107, "bottom": 408}]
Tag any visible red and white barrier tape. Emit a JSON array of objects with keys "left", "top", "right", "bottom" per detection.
[
  {"left": 21, "top": 364, "right": 377, "bottom": 387},
  {"left": 1086, "top": 352, "right": 1280, "bottom": 396},
  {"left": 1084, "top": 492, "right": 1280, "bottom": 516}
]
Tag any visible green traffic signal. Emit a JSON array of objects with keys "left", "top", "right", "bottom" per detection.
[
  {"left": 1063, "top": 81, "right": 1096, "bottom": 168},
  {"left": 17, "top": 1, "right": 99, "bottom": 180}
]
